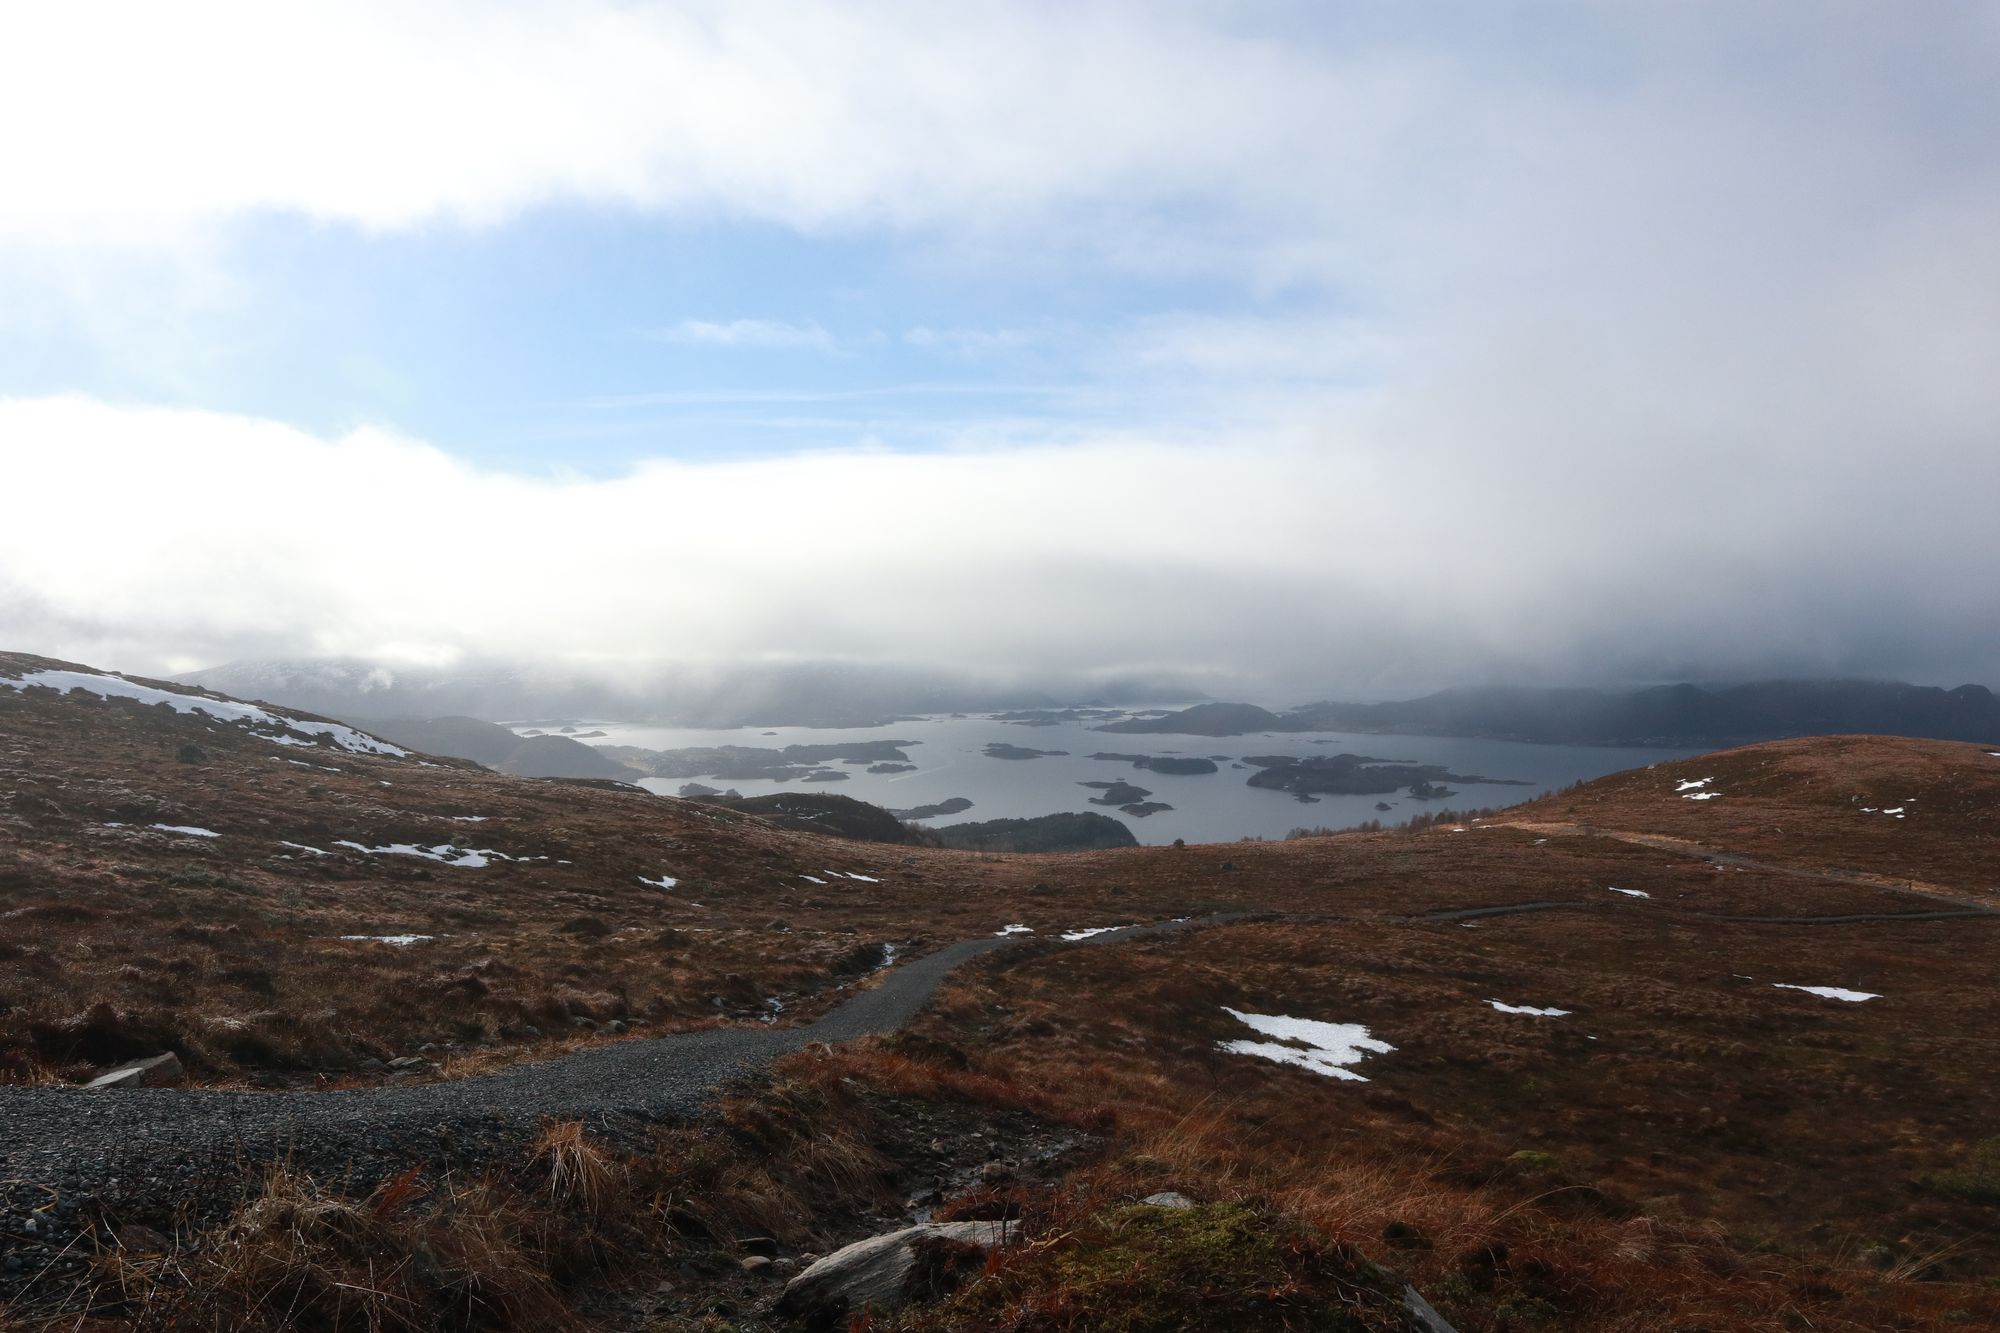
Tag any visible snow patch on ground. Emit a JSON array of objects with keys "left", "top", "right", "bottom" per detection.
[
  {"left": 340, "top": 934, "right": 434, "bottom": 946},
  {"left": 279, "top": 841, "right": 329, "bottom": 856},
  {"left": 1608, "top": 887, "right": 1650, "bottom": 898},
  {"left": 1218, "top": 1008, "right": 1394, "bottom": 1082},
  {"left": 995, "top": 924, "right": 1033, "bottom": 936},
  {"left": 334, "top": 841, "right": 513, "bottom": 868},
  {"left": 1, "top": 668, "right": 408, "bottom": 756},
  {"left": 1675, "top": 777, "right": 1714, "bottom": 792},
  {"left": 800, "top": 874, "right": 828, "bottom": 885},
  {"left": 638, "top": 873, "right": 678, "bottom": 890},
  {"left": 1774, "top": 983, "right": 1879, "bottom": 1003},
  {"left": 151, "top": 824, "right": 219, "bottom": 838},
  {"left": 1682, "top": 791, "right": 1721, "bottom": 801},
  {"left": 1489, "top": 1000, "right": 1570, "bottom": 1017},
  {"left": 1060, "top": 925, "right": 1131, "bottom": 941}
]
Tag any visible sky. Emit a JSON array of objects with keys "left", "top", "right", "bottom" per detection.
[{"left": 3, "top": 1, "right": 1998, "bottom": 699}]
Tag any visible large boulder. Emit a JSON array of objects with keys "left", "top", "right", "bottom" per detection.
[
  {"left": 775, "top": 1219, "right": 1017, "bottom": 1325},
  {"left": 86, "top": 1052, "right": 184, "bottom": 1089}
]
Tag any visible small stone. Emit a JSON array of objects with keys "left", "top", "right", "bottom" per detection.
[
  {"left": 978, "top": 1161, "right": 1014, "bottom": 1185},
  {"left": 606, "top": 1019, "right": 628, "bottom": 1034},
  {"left": 1139, "top": 1191, "right": 1196, "bottom": 1209},
  {"left": 740, "top": 1255, "right": 773, "bottom": 1275},
  {"left": 117, "top": 1223, "right": 171, "bottom": 1252}
]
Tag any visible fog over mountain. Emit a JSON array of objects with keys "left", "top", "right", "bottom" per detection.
[
  {"left": 3, "top": 4, "right": 1997, "bottom": 696},
  {"left": 179, "top": 656, "right": 1204, "bottom": 728}
]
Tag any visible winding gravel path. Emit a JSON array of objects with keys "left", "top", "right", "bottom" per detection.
[{"left": 0, "top": 919, "right": 1220, "bottom": 1286}]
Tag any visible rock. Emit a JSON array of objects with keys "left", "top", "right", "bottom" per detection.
[
  {"left": 115, "top": 1222, "right": 172, "bottom": 1252},
  {"left": 86, "top": 1052, "right": 184, "bottom": 1090},
  {"left": 978, "top": 1161, "right": 1014, "bottom": 1185},
  {"left": 1139, "top": 1191, "right": 1195, "bottom": 1209},
  {"left": 775, "top": 1220, "right": 1018, "bottom": 1325},
  {"left": 1404, "top": 1283, "right": 1462, "bottom": 1332},
  {"left": 386, "top": 1056, "right": 430, "bottom": 1072},
  {"left": 606, "top": 1019, "right": 628, "bottom": 1034},
  {"left": 740, "top": 1255, "right": 773, "bottom": 1275},
  {"left": 740, "top": 1236, "right": 780, "bottom": 1257}
]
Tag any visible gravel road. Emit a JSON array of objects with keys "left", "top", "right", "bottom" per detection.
[{"left": 0, "top": 920, "right": 1215, "bottom": 1291}]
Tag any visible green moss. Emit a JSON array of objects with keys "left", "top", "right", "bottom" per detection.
[
  {"left": 1506, "top": 1149, "right": 1563, "bottom": 1173},
  {"left": 901, "top": 1200, "right": 1398, "bottom": 1331},
  {"left": 1919, "top": 1138, "right": 2000, "bottom": 1207}
]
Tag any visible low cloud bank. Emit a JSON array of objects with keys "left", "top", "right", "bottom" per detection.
[{"left": 5, "top": 392, "right": 1996, "bottom": 696}]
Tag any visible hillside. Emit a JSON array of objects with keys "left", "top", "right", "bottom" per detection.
[
  {"left": 4, "top": 652, "right": 2000, "bottom": 1330},
  {"left": 361, "top": 714, "right": 645, "bottom": 782}
]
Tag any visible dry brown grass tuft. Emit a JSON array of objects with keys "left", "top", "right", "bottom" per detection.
[
  {"left": 77, "top": 1161, "right": 570, "bottom": 1332},
  {"left": 531, "top": 1121, "right": 626, "bottom": 1215}
]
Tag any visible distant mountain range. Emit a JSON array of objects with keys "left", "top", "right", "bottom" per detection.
[
  {"left": 1100, "top": 680, "right": 2000, "bottom": 746},
  {"left": 178, "top": 657, "right": 1200, "bottom": 729}
]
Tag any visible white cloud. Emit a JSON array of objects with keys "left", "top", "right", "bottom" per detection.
[
  {"left": 5, "top": 389, "right": 1999, "bottom": 693},
  {"left": 0, "top": 1, "right": 1375, "bottom": 247},
  {"left": 651, "top": 318, "right": 839, "bottom": 352},
  {"left": 3, "top": 5, "right": 1999, "bottom": 692}
]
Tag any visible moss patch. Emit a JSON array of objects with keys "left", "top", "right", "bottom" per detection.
[{"left": 898, "top": 1200, "right": 1403, "bottom": 1332}]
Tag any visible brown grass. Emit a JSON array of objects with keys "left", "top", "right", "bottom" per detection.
[{"left": 11, "top": 669, "right": 2000, "bottom": 1328}]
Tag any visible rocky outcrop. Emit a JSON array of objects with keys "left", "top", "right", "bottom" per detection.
[{"left": 775, "top": 1219, "right": 1018, "bottom": 1325}]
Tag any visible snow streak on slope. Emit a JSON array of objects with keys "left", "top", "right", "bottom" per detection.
[{"left": 1, "top": 668, "right": 407, "bottom": 757}]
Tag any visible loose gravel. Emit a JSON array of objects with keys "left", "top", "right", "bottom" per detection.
[{"left": 0, "top": 920, "right": 1213, "bottom": 1298}]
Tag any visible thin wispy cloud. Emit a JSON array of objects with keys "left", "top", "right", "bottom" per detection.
[{"left": 648, "top": 318, "right": 841, "bottom": 353}]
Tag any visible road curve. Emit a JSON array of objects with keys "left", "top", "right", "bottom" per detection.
[{"left": 0, "top": 919, "right": 1218, "bottom": 1259}]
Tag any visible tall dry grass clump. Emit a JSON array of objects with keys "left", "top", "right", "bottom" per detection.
[{"left": 82, "top": 1161, "right": 569, "bottom": 1332}]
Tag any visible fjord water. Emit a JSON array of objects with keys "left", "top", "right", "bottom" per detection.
[{"left": 546, "top": 713, "right": 1700, "bottom": 846}]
